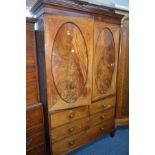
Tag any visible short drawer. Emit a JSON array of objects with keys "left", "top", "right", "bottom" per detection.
[
  {"left": 27, "top": 144, "right": 45, "bottom": 155},
  {"left": 89, "top": 108, "right": 115, "bottom": 127},
  {"left": 26, "top": 126, "right": 45, "bottom": 151},
  {"left": 26, "top": 104, "right": 43, "bottom": 129},
  {"left": 52, "top": 119, "right": 114, "bottom": 154},
  {"left": 89, "top": 96, "right": 115, "bottom": 115},
  {"left": 50, "top": 106, "right": 89, "bottom": 129},
  {"left": 51, "top": 117, "right": 89, "bottom": 143}
]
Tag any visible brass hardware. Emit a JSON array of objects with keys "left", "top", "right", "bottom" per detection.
[
  {"left": 100, "top": 127, "right": 104, "bottom": 131},
  {"left": 102, "top": 104, "right": 111, "bottom": 109},
  {"left": 68, "top": 127, "right": 74, "bottom": 133},
  {"left": 69, "top": 113, "right": 75, "bottom": 119},
  {"left": 68, "top": 141, "right": 74, "bottom": 146},
  {"left": 100, "top": 115, "right": 105, "bottom": 120},
  {"left": 102, "top": 104, "right": 106, "bottom": 108}
]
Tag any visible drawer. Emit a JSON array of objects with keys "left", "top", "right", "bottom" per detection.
[
  {"left": 90, "top": 108, "right": 115, "bottom": 127},
  {"left": 26, "top": 66, "right": 37, "bottom": 83},
  {"left": 26, "top": 126, "right": 45, "bottom": 151},
  {"left": 27, "top": 144, "right": 45, "bottom": 155},
  {"left": 26, "top": 47, "right": 36, "bottom": 65},
  {"left": 51, "top": 117, "right": 89, "bottom": 143},
  {"left": 50, "top": 106, "right": 89, "bottom": 128},
  {"left": 89, "top": 96, "right": 115, "bottom": 115},
  {"left": 52, "top": 119, "right": 114, "bottom": 155},
  {"left": 26, "top": 31, "right": 35, "bottom": 47},
  {"left": 26, "top": 82, "right": 39, "bottom": 105},
  {"left": 26, "top": 104, "right": 43, "bottom": 129}
]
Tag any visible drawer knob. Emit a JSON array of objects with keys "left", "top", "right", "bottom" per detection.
[
  {"left": 26, "top": 138, "right": 32, "bottom": 145},
  {"left": 100, "top": 127, "right": 105, "bottom": 131},
  {"left": 68, "top": 127, "right": 74, "bottom": 133},
  {"left": 68, "top": 141, "right": 74, "bottom": 146},
  {"left": 69, "top": 113, "right": 75, "bottom": 119},
  {"left": 100, "top": 115, "right": 105, "bottom": 120},
  {"left": 102, "top": 104, "right": 111, "bottom": 109}
]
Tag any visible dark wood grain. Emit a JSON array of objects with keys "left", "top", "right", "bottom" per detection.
[
  {"left": 26, "top": 82, "right": 39, "bottom": 105},
  {"left": 26, "top": 126, "right": 45, "bottom": 151},
  {"left": 90, "top": 96, "right": 115, "bottom": 115},
  {"left": 44, "top": 14, "right": 93, "bottom": 111},
  {"left": 93, "top": 20, "right": 120, "bottom": 101},
  {"left": 50, "top": 106, "right": 89, "bottom": 128},
  {"left": 52, "top": 119, "right": 114, "bottom": 154},
  {"left": 26, "top": 143, "right": 45, "bottom": 155},
  {"left": 26, "top": 103, "right": 44, "bottom": 130},
  {"left": 52, "top": 22, "right": 88, "bottom": 103},
  {"left": 26, "top": 18, "right": 40, "bottom": 105},
  {"left": 26, "top": 47, "right": 36, "bottom": 65},
  {"left": 26, "top": 66, "right": 37, "bottom": 83},
  {"left": 51, "top": 117, "right": 89, "bottom": 143},
  {"left": 116, "top": 16, "right": 129, "bottom": 121},
  {"left": 26, "top": 18, "right": 46, "bottom": 155},
  {"left": 35, "top": 16, "right": 51, "bottom": 155},
  {"left": 89, "top": 108, "right": 115, "bottom": 127},
  {"left": 95, "top": 28, "right": 115, "bottom": 94}
]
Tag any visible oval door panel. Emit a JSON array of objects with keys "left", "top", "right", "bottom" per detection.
[
  {"left": 52, "top": 23, "right": 88, "bottom": 103},
  {"left": 95, "top": 28, "right": 115, "bottom": 94}
]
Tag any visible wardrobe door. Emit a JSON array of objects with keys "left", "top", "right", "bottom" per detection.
[
  {"left": 93, "top": 21, "right": 119, "bottom": 101},
  {"left": 44, "top": 14, "right": 93, "bottom": 111}
]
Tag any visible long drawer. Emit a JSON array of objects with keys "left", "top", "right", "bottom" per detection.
[
  {"left": 89, "top": 96, "right": 115, "bottom": 115},
  {"left": 52, "top": 119, "right": 114, "bottom": 155},
  {"left": 51, "top": 117, "right": 89, "bottom": 143},
  {"left": 26, "top": 126, "right": 45, "bottom": 151},
  {"left": 26, "top": 103, "right": 43, "bottom": 129},
  {"left": 50, "top": 106, "right": 89, "bottom": 129},
  {"left": 89, "top": 108, "right": 115, "bottom": 127}
]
